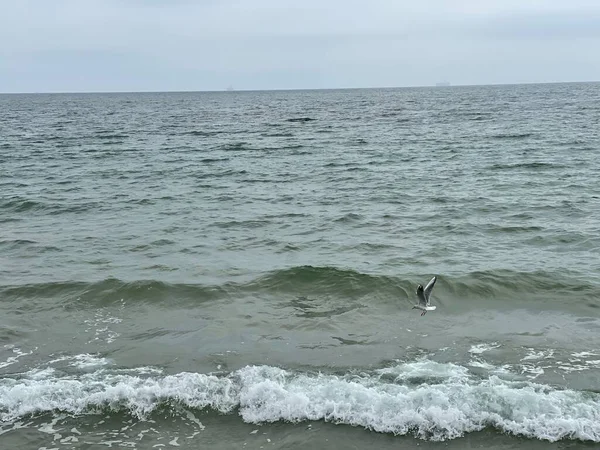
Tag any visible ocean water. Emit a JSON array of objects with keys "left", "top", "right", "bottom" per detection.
[{"left": 1, "top": 83, "right": 600, "bottom": 449}]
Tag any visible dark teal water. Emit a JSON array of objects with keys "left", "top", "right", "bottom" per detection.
[{"left": 1, "top": 83, "right": 600, "bottom": 449}]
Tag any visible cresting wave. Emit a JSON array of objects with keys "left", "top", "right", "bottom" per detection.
[
  {"left": 1, "top": 360, "right": 599, "bottom": 442},
  {"left": 2, "top": 266, "right": 599, "bottom": 308}
]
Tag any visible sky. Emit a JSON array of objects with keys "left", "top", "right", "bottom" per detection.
[{"left": 1, "top": 0, "right": 599, "bottom": 92}]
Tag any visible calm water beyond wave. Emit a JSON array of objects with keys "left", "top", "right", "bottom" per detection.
[{"left": 1, "top": 83, "right": 600, "bottom": 449}]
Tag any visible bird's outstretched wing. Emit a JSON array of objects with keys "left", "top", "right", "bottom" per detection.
[{"left": 423, "top": 276, "right": 437, "bottom": 303}]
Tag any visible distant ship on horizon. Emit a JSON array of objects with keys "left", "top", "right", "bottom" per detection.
[
  {"left": 226, "top": 85, "right": 235, "bottom": 91},
  {"left": 435, "top": 81, "right": 451, "bottom": 87}
]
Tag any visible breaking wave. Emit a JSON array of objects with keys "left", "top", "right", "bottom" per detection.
[{"left": 1, "top": 360, "right": 599, "bottom": 442}]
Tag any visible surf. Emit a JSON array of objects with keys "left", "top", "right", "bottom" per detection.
[{"left": 1, "top": 360, "right": 600, "bottom": 443}]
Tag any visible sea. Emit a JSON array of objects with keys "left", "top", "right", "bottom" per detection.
[{"left": 1, "top": 82, "right": 600, "bottom": 449}]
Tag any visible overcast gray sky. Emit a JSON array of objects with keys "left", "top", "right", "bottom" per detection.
[{"left": 1, "top": 0, "right": 599, "bottom": 92}]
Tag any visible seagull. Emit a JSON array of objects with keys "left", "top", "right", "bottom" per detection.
[{"left": 413, "top": 276, "right": 437, "bottom": 316}]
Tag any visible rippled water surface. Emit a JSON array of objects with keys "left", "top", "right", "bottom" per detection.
[{"left": 1, "top": 83, "right": 600, "bottom": 449}]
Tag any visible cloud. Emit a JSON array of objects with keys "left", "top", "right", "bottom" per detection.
[{"left": 473, "top": 12, "right": 600, "bottom": 39}]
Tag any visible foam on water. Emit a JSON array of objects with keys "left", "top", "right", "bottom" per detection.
[
  {"left": 572, "top": 351, "right": 600, "bottom": 358},
  {"left": 468, "top": 343, "right": 500, "bottom": 354},
  {"left": 83, "top": 310, "right": 123, "bottom": 344},
  {"left": 375, "top": 360, "right": 470, "bottom": 383},
  {"left": 522, "top": 348, "right": 555, "bottom": 361},
  {"left": 47, "top": 353, "right": 111, "bottom": 369},
  {"left": 0, "top": 345, "right": 36, "bottom": 369},
  {"left": 1, "top": 360, "right": 600, "bottom": 442}
]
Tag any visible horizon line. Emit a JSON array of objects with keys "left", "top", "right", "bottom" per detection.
[{"left": 0, "top": 79, "right": 598, "bottom": 95}]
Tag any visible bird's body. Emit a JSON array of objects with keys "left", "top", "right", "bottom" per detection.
[{"left": 413, "top": 276, "right": 437, "bottom": 316}]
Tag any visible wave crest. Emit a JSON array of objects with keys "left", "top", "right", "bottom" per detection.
[
  {"left": 1, "top": 361, "right": 600, "bottom": 442},
  {"left": 2, "top": 266, "right": 598, "bottom": 308}
]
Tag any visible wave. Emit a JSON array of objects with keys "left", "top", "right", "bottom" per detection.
[
  {"left": 0, "top": 197, "right": 99, "bottom": 215},
  {"left": 93, "top": 133, "right": 129, "bottom": 140},
  {"left": 0, "top": 239, "right": 38, "bottom": 246},
  {"left": 0, "top": 197, "right": 47, "bottom": 213},
  {"left": 334, "top": 212, "right": 364, "bottom": 223},
  {"left": 261, "top": 132, "right": 295, "bottom": 137},
  {"left": 1, "top": 360, "right": 599, "bottom": 442},
  {"left": 489, "top": 162, "right": 565, "bottom": 171},
  {"left": 247, "top": 265, "right": 400, "bottom": 297},
  {"left": 199, "top": 157, "right": 229, "bottom": 163},
  {"left": 1, "top": 266, "right": 599, "bottom": 308},
  {"left": 0, "top": 239, "right": 61, "bottom": 253},
  {"left": 286, "top": 117, "right": 315, "bottom": 123},
  {"left": 0, "top": 279, "right": 229, "bottom": 309},
  {"left": 183, "top": 130, "right": 222, "bottom": 137},
  {"left": 219, "top": 142, "right": 253, "bottom": 151},
  {"left": 251, "top": 266, "right": 600, "bottom": 301},
  {"left": 213, "top": 219, "right": 272, "bottom": 229},
  {"left": 491, "top": 132, "right": 534, "bottom": 139}
]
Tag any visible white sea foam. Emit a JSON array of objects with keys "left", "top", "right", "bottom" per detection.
[
  {"left": 47, "top": 353, "right": 111, "bottom": 369},
  {"left": 468, "top": 361, "right": 495, "bottom": 370},
  {"left": 1, "top": 362, "right": 599, "bottom": 442},
  {"left": 0, "top": 346, "right": 36, "bottom": 369},
  {"left": 26, "top": 368, "right": 57, "bottom": 380},
  {"left": 376, "top": 360, "right": 470, "bottom": 383},
  {"left": 558, "top": 364, "right": 588, "bottom": 373},
  {"left": 522, "top": 348, "right": 555, "bottom": 361},
  {"left": 71, "top": 354, "right": 111, "bottom": 369},
  {"left": 468, "top": 343, "right": 500, "bottom": 354},
  {"left": 84, "top": 311, "right": 122, "bottom": 344},
  {"left": 572, "top": 351, "right": 599, "bottom": 358},
  {"left": 468, "top": 360, "right": 513, "bottom": 376},
  {"left": 518, "top": 364, "right": 544, "bottom": 379}
]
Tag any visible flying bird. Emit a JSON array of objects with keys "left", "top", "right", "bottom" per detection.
[{"left": 413, "top": 276, "right": 437, "bottom": 316}]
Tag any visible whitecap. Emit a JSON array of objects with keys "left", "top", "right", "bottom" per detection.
[
  {"left": 468, "top": 343, "right": 500, "bottom": 354},
  {"left": 1, "top": 362, "right": 599, "bottom": 443}
]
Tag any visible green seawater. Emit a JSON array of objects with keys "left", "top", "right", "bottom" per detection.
[{"left": 1, "top": 83, "right": 600, "bottom": 449}]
